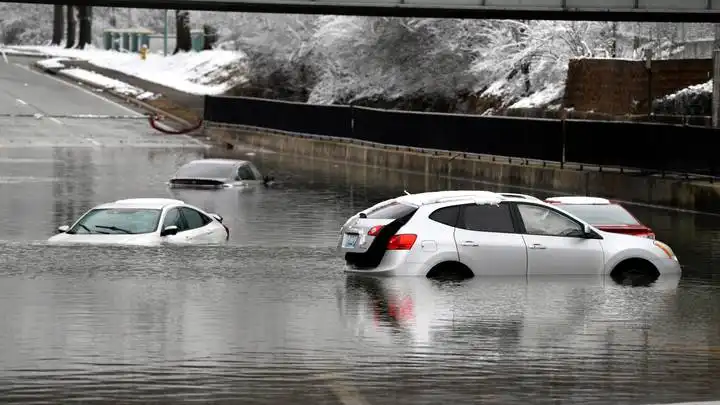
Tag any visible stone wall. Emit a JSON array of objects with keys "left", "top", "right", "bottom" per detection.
[
  {"left": 564, "top": 58, "right": 712, "bottom": 115},
  {"left": 206, "top": 123, "right": 720, "bottom": 214}
]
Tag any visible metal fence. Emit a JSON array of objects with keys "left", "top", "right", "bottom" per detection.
[{"left": 204, "top": 95, "right": 719, "bottom": 177}]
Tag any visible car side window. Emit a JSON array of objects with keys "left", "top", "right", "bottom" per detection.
[
  {"left": 237, "top": 165, "right": 256, "bottom": 181},
  {"left": 516, "top": 203, "right": 582, "bottom": 237},
  {"left": 181, "top": 207, "right": 209, "bottom": 230},
  {"left": 458, "top": 203, "right": 515, "bottom": 233},
  {"left": 428, "top": 206, "right": 460, "bottom": 227},
  {"left": 162, "top": 208, "right": 181, "bottom": 229}
]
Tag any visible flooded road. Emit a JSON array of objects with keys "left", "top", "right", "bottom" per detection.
[
  {"left": 2, "top": 56, "right": 720, "bottom": 404},
  {"left": 1, "top": 148, "right": 720, "bottom": 404}
]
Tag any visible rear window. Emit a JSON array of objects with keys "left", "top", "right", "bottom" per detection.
[
  {"left": 555, "top": 203, "right": 640, "bottom": 225},
  {"left": 365, "top": 202, "right": 417, "bottom": 219}
]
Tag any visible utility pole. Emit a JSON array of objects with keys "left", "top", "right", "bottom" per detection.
[
  {"left": 163, "top": 9, "right": 168, "bottom": 56},
  {"left": 713, "top": 24, "right": 720, "bottom": 128}
]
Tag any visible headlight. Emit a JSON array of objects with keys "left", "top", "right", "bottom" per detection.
[{"left": 653, "top": 240, "right": 677, "bottom": 260}]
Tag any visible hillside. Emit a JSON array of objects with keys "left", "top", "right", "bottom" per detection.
[{"left": 0, "top": 4, "right": 715, "bottom": 114}]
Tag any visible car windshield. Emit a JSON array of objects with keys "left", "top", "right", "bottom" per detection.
[
  {"left": 68, "top": 208, "right": 162, "bottom": 235},
  {"left": 554, "top": 203, "right": 640, "bottom": 226},
  {"left": 173, "top": 162, "right": 235, "bottom": 179}
]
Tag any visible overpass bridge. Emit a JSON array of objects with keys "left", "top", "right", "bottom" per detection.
[{"left": 5, "top": 0, "right": 720, "bottom": 22}]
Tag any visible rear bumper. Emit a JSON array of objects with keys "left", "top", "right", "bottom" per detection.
[{"left": 344, "top": 251, "right": 427, "bottom": 276}]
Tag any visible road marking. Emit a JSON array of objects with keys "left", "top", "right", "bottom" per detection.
[
  {"left": 317, "top": 372, "right": 371, "bottom": 405},
  {"left": 85, "top": 138, "right": 101, "bottom": 146},
  {"left": 15, "top": 98, "right": 26, "bottom": 105},
  {"left": 49, "top": 117, "right": 62, "bottom": 125},
  {"left": 13, "top": 63, "right": 141, "bottom": 116}
]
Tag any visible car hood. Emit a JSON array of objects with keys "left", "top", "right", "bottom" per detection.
[
  {"left": 596, "top": 229, "right": 664, "bottom": 250},
  {"left": 168, "top": 177, "right": 229, "bottom": 188},
  {"left": 595, "top": 224, "right": 652, "bottom": 232},
  {"left": 47, "top": 232, "right": 160, "bottom": 246}
]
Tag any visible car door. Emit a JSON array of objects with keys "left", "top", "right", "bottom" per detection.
[
  {"left": 453, "top": 202, "right": 528, "bottom": 276},
  {"left": 513, "top": 203, "right": 605, "bottom": 275},
  {"left": 160, "top": 207, "right": 190, "bottom": 244},
  {"left": 179, "top": 207, "right": 223, "bottom": 243}
]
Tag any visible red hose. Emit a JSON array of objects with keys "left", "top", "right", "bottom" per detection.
[{"left": 148, "top": 114, "right": 203, "bottom": 135}]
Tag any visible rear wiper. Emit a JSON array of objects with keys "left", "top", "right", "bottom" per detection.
[{"left": 95, "top": 225, "right": 131, "bottom": 234}]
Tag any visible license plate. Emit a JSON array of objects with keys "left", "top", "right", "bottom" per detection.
[{"left": 342, "top": 233, "right": 359, "bottom": 248}]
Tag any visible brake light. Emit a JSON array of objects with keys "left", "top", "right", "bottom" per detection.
[
  {"left": 387, "top": 234, "right": 417, "bottom": 250},
  {"left": 368, "top": 225, "right": 384, "bottom": 236}
]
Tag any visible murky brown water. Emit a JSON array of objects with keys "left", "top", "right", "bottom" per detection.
[{"left": 0, "top": 146, "right": 720, "bottom": 404}]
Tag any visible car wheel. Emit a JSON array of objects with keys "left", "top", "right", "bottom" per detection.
[
  {"left": 610, "top": 259, "right": 660, "bottom": 287},
  {"left": 426, "top": 262, "right": 474, "bottom": 281}
]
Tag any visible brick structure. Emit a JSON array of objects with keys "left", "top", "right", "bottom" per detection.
[{"left": 563, "top": 58, "right": 712, "bottom": 115}]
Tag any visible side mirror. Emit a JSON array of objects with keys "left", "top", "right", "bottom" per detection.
[
  {"left": 209, "top": 213, "right": 223, "bottom": 223},
  {"left": 161, "top": 225, "right": 179, "bottom": 236},
  {"left": 583, "top": 224, "right": 592, "bottom": 235},
  {"left": 57, "top": 225, "right": 69, "bottom": 233}
]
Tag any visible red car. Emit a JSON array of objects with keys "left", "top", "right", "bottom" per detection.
[{"left": 545, "top": 196, "right": 655, "bottom": 239}]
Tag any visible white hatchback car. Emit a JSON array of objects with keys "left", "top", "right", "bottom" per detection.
[
  {"left": 336, "top": 191, "right": 681, "bottom": 280},
  {"left": 48, "top": 198, "right": 229, "bottom": 246}
]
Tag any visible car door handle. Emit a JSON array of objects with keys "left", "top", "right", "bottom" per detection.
[
  {"left": 460, "top": 241, "right": 479, "bottom": 247},
  {"left": 529, "top": 243, "right": 546, "bottom": 250}
]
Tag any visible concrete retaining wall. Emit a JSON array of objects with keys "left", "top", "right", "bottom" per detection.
[{"left": 206, "top": 123, "right": 720, "bottom": 214}]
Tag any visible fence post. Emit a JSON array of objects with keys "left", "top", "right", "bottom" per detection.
[{"left": 349, "top": 103, "right": 355, "bottom": 139}]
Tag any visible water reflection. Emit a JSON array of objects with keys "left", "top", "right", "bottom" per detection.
[{"left": 340, "top": 274, "right": 682, "bottom": 353}]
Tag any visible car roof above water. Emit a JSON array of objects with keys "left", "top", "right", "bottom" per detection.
[
  {"left": 393, "top": 190, "right": 542, "bottom": 208},
  {"left": 94, "top": 198, "right": 185, "bottom": 210},
  {"left": 182, "top": 159, "right": 250, "bottom": 167}
]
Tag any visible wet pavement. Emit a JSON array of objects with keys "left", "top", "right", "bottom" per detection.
[{"left": 1, "top": 56, "right": 720, "bottom": 404}]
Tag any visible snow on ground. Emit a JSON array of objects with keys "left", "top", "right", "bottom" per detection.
[
  {"left": 658, "top": 79, "right": 712, "bottom": 102},
  {"left": 36, "top": 57, "right": 71, "bottom": 69},
  {"left": 61, "top": 67, "right": 156, "bottom": 100},
  {"left": 8, "top": 45, "right": 247, "bottom": 96},
  {"left": 508, "top": 83, "right": 565, "bottom": 109}
]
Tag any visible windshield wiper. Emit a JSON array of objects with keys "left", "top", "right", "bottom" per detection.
[
  {"left": 95, "top": 225, "right": 132, "bottom": 234},
  {"left": 67, "top": 224, "right": 91, "bottom": 234}
]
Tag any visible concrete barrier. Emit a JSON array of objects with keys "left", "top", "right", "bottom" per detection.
[{"left": 206, "top": 123, "right": 720, "bottom": 214}]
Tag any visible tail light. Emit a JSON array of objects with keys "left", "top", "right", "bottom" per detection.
[
  {"left": 387, "top": 234, "right": 417, "bottom": 250},
  {"left": 368, "top": 225, "right": 384, "bottom": 236}
]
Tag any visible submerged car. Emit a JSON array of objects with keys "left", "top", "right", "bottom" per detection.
[
  {"left": 48, "top": 198, "right": 229, "bottom": 246},
  {"left": 168, "top": 159, "right": 274, "bottom": 189},
  {"left": 545, "top": 196, "right": 655, "bottom": 239},
  {"left": 336, "top": 190, "right": 680, "bottom": 280}
]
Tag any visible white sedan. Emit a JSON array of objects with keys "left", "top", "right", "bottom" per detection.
[
  {"left": 48, "top": 198, "right": 230, "bottom": 246},
  {"left": 336, "top": 190, "right": 681, "bottom": 281}
]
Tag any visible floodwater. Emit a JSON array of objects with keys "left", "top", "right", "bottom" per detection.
[{"left": 1, "top": 146, "right": 720, "bottom": 404}]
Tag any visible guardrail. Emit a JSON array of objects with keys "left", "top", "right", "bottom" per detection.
[{"left": 204, "top": 95, "right": 719, "bottom": 179}]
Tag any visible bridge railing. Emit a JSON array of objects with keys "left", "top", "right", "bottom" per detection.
[{"left": 204, "top": 95, "right": 718, "bottom": 178}]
